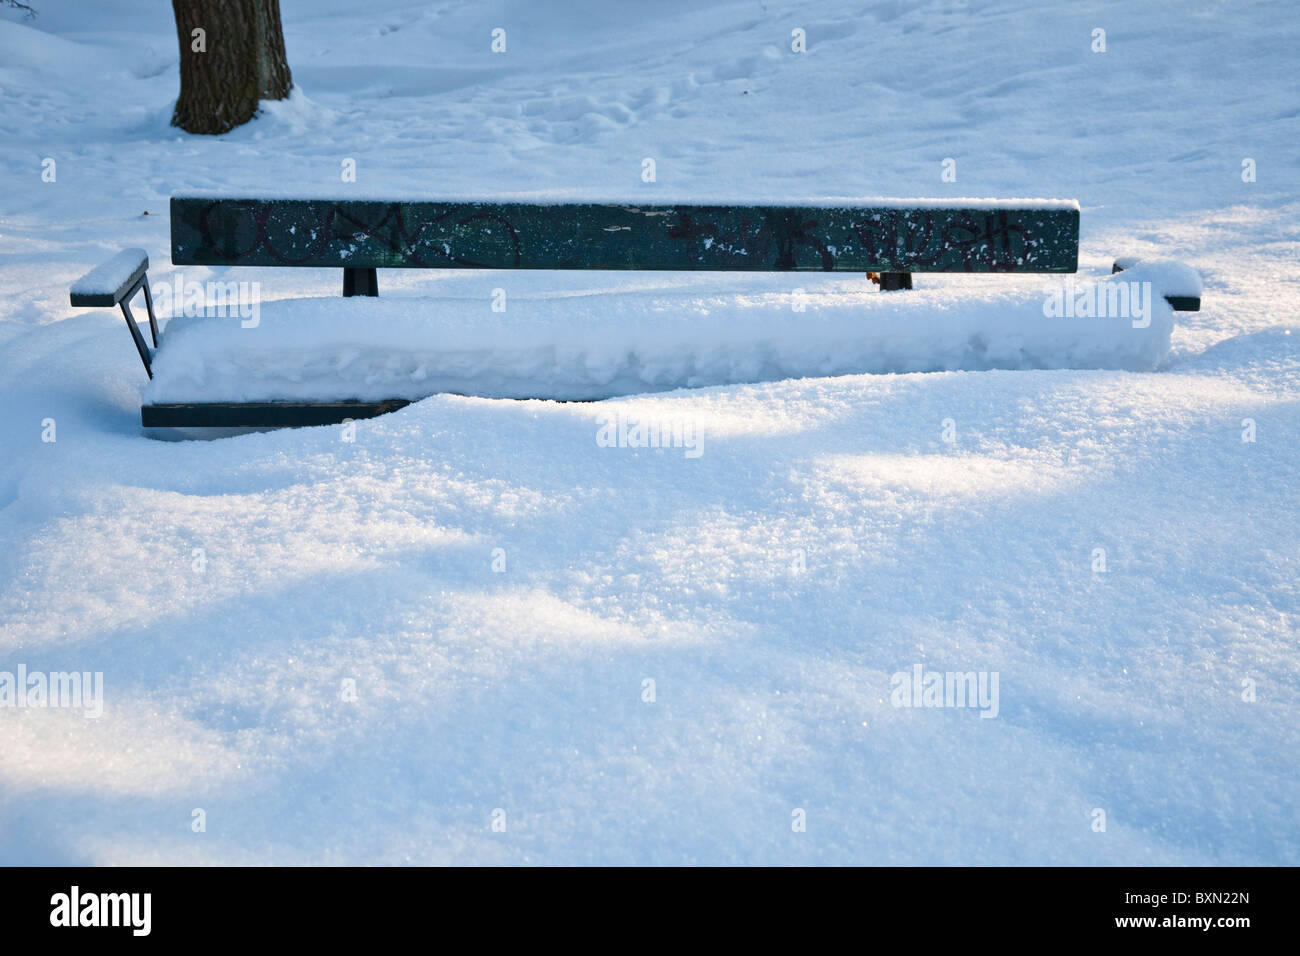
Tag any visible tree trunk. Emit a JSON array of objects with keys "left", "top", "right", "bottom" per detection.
[{"left": 171, "top": 0, "right": 293, "bottom": 135}]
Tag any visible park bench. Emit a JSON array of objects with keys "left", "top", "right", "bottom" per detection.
[{"left": 69, "top": 196, "right": 1200, "bottom": 428}]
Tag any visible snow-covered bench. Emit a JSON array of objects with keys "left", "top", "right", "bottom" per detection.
[{"left": 71, "top": 196, "right": 1201, "bottom": 427}]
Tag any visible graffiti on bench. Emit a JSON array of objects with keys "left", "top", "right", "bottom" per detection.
[{"left": 171, "top": 198, "right": 1079, "bottom": 273}]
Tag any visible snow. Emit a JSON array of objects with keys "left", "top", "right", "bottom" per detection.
[
  {"left": 69, "top": 248, "right": 148, "bottom": 298},
  {"left": 1113, "top": 258, "right": 1204, "bottom": 298},
  {"left": 1, "top": 0, "right": 1298, "bottom": 866},
  {"left": 144, "top": 268, "right": 1181, "bottom": 404},
  {"left": 174, "top": 192, "right": 1083, "bottom": 209}
]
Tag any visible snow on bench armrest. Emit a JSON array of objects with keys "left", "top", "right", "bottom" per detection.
[
  {"left": 69, "top": 248, "right": 149, "bottom": 307},
  {"left": 1111, "top": 258, "right": 1202, "bottom": 311},
  {"left": 1113, "top": 257, "right": 1202, "bottom": 297}
]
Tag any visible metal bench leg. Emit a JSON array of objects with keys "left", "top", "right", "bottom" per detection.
[
  {"left": 343, "top": 267, "right": 378, "bottom": 297},
  {"left": 140, "top": 273, "right": 159, "bottom": 346},
  {"left": 119, "top": 295, "right": 153, "bottom": 378},
  {"left": 115, "top": 272, "right": 157, "bottom": 377}
]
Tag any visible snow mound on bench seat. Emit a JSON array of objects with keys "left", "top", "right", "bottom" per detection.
[{"left": 144, "top": 267, "right": 1181, "bottom": 404}]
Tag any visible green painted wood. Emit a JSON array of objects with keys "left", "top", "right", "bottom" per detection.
[
  {"left": 142, "top": 400, "right": 411, "bottom": 428},
  {"left": 172, "top": 197, "right": 1079, "bottom": 273}
]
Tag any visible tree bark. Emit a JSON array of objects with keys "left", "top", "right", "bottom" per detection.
[{"left": 171, "top": 0, "right": 293, "bottom": 135}]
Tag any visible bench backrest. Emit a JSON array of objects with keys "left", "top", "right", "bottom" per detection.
[{"left": 171, "top": 197, "right": 1079, "bottom": 274}]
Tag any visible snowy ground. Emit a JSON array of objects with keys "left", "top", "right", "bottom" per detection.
[{"left": 0, "top": 0, "right": 1297, "bottom": 865}]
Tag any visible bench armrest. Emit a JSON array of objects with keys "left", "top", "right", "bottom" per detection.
[
  {"left": 69, "top": 249, "right": 149, "bottom": 307},
  {"left": 1112, "top": 257, "right": 1202, "bottom": 312},
  {"left": 69, "top": 249, "right": 157, "bottom": 377}
]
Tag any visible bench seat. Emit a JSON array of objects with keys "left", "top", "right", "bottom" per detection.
[{"left": 142, "top": 265, "right": 1184, "bottom": 418}]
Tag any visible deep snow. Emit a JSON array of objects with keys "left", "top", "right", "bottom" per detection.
[{"left": 0, "top": 0, "right": 1297, "bottom": 865}]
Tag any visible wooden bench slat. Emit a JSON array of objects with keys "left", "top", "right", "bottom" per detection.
[
  {"left": 171, "top": 198, "right": 1079, "bottom": 274},
  {"left": 142, "top": 400, "right": 411, "bottom": 428}
]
